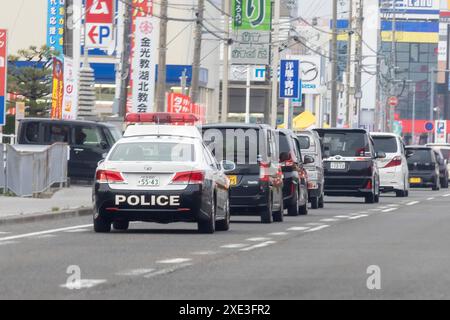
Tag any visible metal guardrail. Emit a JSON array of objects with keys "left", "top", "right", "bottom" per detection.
[{"left": 1, "top": 143, "right": 68, "bottom": 197}]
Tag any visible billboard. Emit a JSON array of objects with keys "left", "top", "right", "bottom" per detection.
[
  {"left": 131, "top": 17, "right": 157, "bottom": 113},
  {"left": 62, "top": 57, "right": 78, "bottom": 120},
  {"left": 231, "top": 0, "right": 272, "bottom": 65},
  {"left": 380, "top": 0, "right": 440, "bottom": 20},
  {"left": 279, "top": 60, "right": 300, "bottom": 99},
  {"left": 46, "top": 0, "right": 65, "bottom": 55},
  {"left": 51, "top": 57, "right": 64, "bottom": 119},
  {"left": 85, "top": 0, "right": 115, "bottom": 49},
  {"left": 0, "top": 29, "right": 6, "bottom": 126}
]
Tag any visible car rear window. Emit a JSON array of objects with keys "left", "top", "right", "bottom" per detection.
[
  {"left": 318, "top": 131, "right": 369, "bottom": 157},
  {"left": 279, "top": 133, "right": 291, "bottom": 154},
  {"left": 407, "top": 149, "right": 432, "bottom": 164},
  {"left": 109, "top": 142, "right": 195, "bottom": 162},
  {"left": 373, "top": 136, "right": 398, "bottom": 153},
  {"left": 297, "top": 136, "right": 311, "bottom": 150},
  {"left": 438, "top": 149, "right": 450, "bottom": 160}
]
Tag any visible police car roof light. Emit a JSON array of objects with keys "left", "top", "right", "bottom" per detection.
[{"left": 125, "top": 113, "right": 199, "bottom": 125}]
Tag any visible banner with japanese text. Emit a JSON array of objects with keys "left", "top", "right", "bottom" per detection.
[
  {"left": 46, "top": 0, "right": 65, "bottom": 55},
  {"left": 62, "top": 57, "right": 78, "bottom": 119},
  {"left": 51, "top": 57, "right": 64, "bottom": 119},
  {"left": 0, "top": 29, "right": 7, "bottom": 126}
]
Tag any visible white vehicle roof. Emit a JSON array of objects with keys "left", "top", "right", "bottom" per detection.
[{"left": 124, "top": 124, "right": 202, "bottom": 139}]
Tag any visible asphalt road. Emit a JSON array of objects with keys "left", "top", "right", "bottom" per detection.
[{"left": 1, "top": 189, "right": 450, "bottom": 300}]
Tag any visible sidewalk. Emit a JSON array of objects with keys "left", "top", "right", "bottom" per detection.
[{"left": 0, "top": 187, "right": 93, "bottom": 222}]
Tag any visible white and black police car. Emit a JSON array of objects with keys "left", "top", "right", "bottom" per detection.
[{"left": 93, "top": 113, "right": 235, "bottom": 234}]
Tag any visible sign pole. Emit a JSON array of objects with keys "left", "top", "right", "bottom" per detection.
[
  {"left": 245, "top": 65, "right": 251, "bottom": 124},
  {"left": 412, "top": 84, "right": 416, "bottom": 144},
  {"left": 271, "top": 0, "right": 281, "bottom": 128}
]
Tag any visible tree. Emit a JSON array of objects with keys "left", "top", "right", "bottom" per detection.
[{"left": 7, "top": 45, "right": 59, "bottom": 117}]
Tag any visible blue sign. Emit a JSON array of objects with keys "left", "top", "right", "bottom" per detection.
[
  {"left": 425, "top": 122, "right": 434, "bottom": 132},
  {"left": 293, "top": 80, "right": 303, "bottom": 103},
  {"left": 0, "top": 96, "right": 4, "bottom": 126},
  {"left": 280, "top": 59, "right": 300, "bottom": 99},
  {"left": 46, "top": 0, "right": 65, "bottom": 56}
]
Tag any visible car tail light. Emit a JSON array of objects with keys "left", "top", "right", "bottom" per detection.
[
  {"left": 365, "top": 179, "right": 373, "bottom": 190},
  {"left": 259, "top": 162, "right": 270, "bottom": 182},
  {"left": 96, "top": 170, "right": 125, "bottom": 184},
  {"left": 384, "top": 156, "right": 402, "bottom": 168},
  {"left": 171, "top": 171, "right": 205, "bottom": 185}
]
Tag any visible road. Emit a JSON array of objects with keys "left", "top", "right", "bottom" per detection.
[{"left": 1, "top": 189, "right": 450, "bottom": 300}]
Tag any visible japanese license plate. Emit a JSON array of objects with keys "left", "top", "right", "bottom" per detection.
[
  {"left": 138, "top": 176, "right": 160, "bottom": 187},
  {"left": 330, "top": 162, "right": 346, "bottom": 170},
  {"left": 410, "top": 177, "right": 422, "bottom": 184},
  {"left": 228, "top": 175, "right": 238, "bottom": 186}
]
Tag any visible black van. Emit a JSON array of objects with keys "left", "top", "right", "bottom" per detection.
[
  {"left": 17, "top": 118, "right": 122, "bottom": 180},
  {"left": 202, "top": 123, "right": 284, "bottom": 224},
  {"left": 313, "top": 128, "right": 384, "bottom": 203},
  {"left": 407, "top": 146, "right": 441, "bottom": 190}
]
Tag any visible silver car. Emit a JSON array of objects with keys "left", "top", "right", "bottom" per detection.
[{"left": 296, "top": 131, "right": 325, "bottom": 209}]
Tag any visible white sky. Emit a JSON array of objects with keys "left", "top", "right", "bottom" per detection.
[{"left": 298, "top": 0, "right": 332, "bottom": 19}]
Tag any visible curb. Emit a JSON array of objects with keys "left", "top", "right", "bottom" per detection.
[{"left": 0, "top": 207, "right": 93, "bottom": 226}]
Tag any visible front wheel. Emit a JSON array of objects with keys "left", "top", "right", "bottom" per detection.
[{"left": 198, "top": 198, "right": 216, "bottom": 234}]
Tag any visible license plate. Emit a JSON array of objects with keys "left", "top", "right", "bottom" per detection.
[
  {"left": 410, "top": 177, "right": 422, "bottom": 184},
  {"left": 228, "top": 175, "right": 238, "bottom": 186},
  {"left": 138, "top": 176, "right": 160, "bottom": 187},
  {"left": 330, "top": 162, "right": 346, "bottom": 170}
]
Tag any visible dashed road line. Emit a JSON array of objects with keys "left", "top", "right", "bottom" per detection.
[
  {"left": 240, "top": 241, "right": 277, "bottom": 252},
  {"left": 349, "top": 214, "right": 369, "bottom": 220},
  {"left": 191, "top": 251, "right": 218, "bottom": 256},
  {"left": 287, "top": 227, "right": 310, "bottom": 231},
  {"left": 427, "top": 197, "right": 435, "bottom": 201},
  {"left": 334, "top": 215, "right": 352, "bottom": 219},
  {"left": 406, "top": 201, "right": 420, "bottom": 206},
  {"left": 144, "top": 263, "right": 193, "bottom": 279},
  {"left": 382, "top": 208, "right": 398, "bottom": 213},
  {"left": 443, "top": 194, "right": 450, "bottom": 198},
  {"left": 305, "top": 225, "right": 330, "bottom": 233},
  {"left": 269, "top": 232, "right": 289, "bottom": 236},
  {"left": 0, "top": 224, "right": 93, "bottom": 242},
  {"left": 246, "top": 237, "right": 272, "bottom": 242},
  {"left": 221, "top": 244, "right": 248, "bottom": 249},
  {"left": 116, "top": 269, "right": 156, "bottom": 277},
  {"left": 60, "top": 279, "right": 107, "bottom": 290},
  {"left": 320, "top": 218, "right": 339, "bottom": 222},
  {"left": 157, "top": 258, "right": 192, "bottom": 264}
]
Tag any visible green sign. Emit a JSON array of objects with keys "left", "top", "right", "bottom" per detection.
[{"left": 233, "top": 0, "right": 271, "bottom": 31}]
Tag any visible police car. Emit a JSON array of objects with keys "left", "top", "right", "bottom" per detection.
[{"left": 93, "top": 113, "right": 235, "bottom": 234}]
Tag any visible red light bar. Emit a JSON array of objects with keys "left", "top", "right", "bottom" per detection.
[{"left": 125, "top": 112, "right": 200, "bottom": 125}]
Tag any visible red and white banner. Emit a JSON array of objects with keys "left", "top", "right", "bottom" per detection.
[
  {"left": 167, "top": 93, "right": 206, "bottom": 123},
  {"left": 62, "top": 57, "right": 78, "bottom": 120},
  {"left": 131, "top": 16, "right": 157, "bottom": 113},
  {"left": 0, "top": 29, "right": 7, "bottom": 126},
  {"left": 51, "top": 57, "right": 64, "bottom": 119},
  {"left": 85, "top": 0, "right": 115, "bottom": 49}
]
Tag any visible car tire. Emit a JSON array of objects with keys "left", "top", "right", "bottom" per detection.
[
  {"left": 396, "top": 190, "right": 406, "bottom": 197},
  {"left": 261, "top": 193, "right": 273, "bottom": 224},
  {"left": 93, "top": 214, "right": 111, "bottom": 233},
  {"left": 273, "top": 197, "right": 284, "bottom": 222},
  {"left": 365, "top": 193, "right": 376, "bottom": 204},
  {"left": 441, "top": 178, "right": 449, "bottom": 189},
  {"left": 432, "top": 177, "right": 441, "bottom": 191},
  {"left": 318, "top": 194, "right": 325, "bottom": 208},
  {"left": 287, "top": 190, "right": 300, "bottom": 216},
  {"left": 299, "top": 193, "right": 308, "bottom": 215},
  {"left": 113, "top": 221, "right": 129, "bottom": 231},
  {"left": 216, "top": 200, "right": 230, "bottom": 232},
  {"left": 311, "top": 196, "right": 319, "bottom": 209},
  {"left": 198, "top": 197, "right": 216, "bottom": 234}
]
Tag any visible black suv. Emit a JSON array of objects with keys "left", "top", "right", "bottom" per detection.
[
  {"left": 277, "top": 129, "right": 312, "bottom": 216},
  {"left": 407, "top": 146, "right": 441, "bottom": 190},
  {"left": 314, "top": 129, "right": 384, "bottom": 204},
  {"left": 202, "top": 124, "right": 284, "bottom": 224},
  {"left": 17, "top": 118, "right": 122, "bottom": 180}
]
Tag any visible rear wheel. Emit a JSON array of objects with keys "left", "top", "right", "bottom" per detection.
[
  {"left": 198, "top": 197, "right": 216, "bottom": 234},
  {"left": 113, "top": 221, "right": 129, "bottom": 231},
  {"left": 318, "top": 194, "right": 325, "bottom": 208},
  {"left": 261, "top": 194, "right": 273, "bottom": 224},
  {"left": 441, "top": 178, "right": 449, "bottom": 189},
  {"left": 310, "top": 196, "right": 319, "bottom": 209},
  {"left": 432, "top": 177, "right": 441, "bottom": 191},
  {"left": 216, "top": 200, "right": 230, "bottom": 232},
  {"left": 272, "top": 197, "right": 284, "bottom": 222},
  {"left": 365, "top": 192, "right": 376, "bottom": 204},
  {"left": 93, "top": 214, "right": 111, "bottom": 233},
  {"left": 299, "top": 191, "right": 308, "bottom": 215},
  {"left": 287, "top": 190, "right": 300, "bottom": 216}
]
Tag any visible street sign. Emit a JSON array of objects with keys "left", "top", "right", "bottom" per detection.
[
  {"left": 0, "top": 29, "right": 7, "bottom": 126},
  {"left": 435, "top": 120, "right": 447, "bottom": 143},
  {"left": 279, "top": 60, "right": 300, "bottom": 99},
  {"left": 388, "top": 96, "right": 398, "bottom": 107},
  {"left": 85, "top": 0, "right": 114, "bottom": 49},
  {"left": 425, "top": 121, "right": 434, "bottom": 132}
]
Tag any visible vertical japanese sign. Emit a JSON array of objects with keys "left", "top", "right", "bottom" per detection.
[
  {"left": 231, "top": 0, "right": 272, "bottom": 65},
  {"left": 46, "top": 0, "right": 65, "bottom": 55},
  {"left": 62, "top": 57, "right": 78, "bottom": 119},
  {"left": 131, "top": 17, "right": 157, "bottom": 113},
  {"left": 167, "top": 93, "right": 192, "bottom": 114},
  {"left": 85, "top": 0, "right": 115, "bottom": 49},
  {"left": 0, "top": 29, "right": 6, "bottom": 126},
  {"left": 127, "top": 0, "right": 153, "bottom": 113},
  {"left": 279, "top": 60, "right": 300, "bottom": 99},
  {"left": 51, "top": 58, "right": 64, "bottom": 119}
]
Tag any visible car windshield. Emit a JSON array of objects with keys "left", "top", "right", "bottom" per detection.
[
  {"left": 297, "top": 136, "right": 311, "bottom": 149},
  {"left": 320, "top": 131, "right": 369, "bottom": 157},
  {"left": 373, "top": 136, "right": 398, "bottom": 153},
  {"left": 108, "top": 142, "right": 195, "bottom": 162},
  {"left": 407, "top": 149, "right": 432, "bottom": 164}
]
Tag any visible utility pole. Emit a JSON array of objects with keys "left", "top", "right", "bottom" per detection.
[
  {"left": 270, "top": 0, "right": 281, "bottom": 128},
  {"left": 221, "top": 0, "right": 230, "bottom": 122},
  {"left": 191, "top": 0, "right": 205, "bottom": 104},
  {"left": 156, "top": 0, "right": 169, "bottom": 112},
  {"left": 354, "top": 0, "right": 364, "bottom": 128},
  {"left": 389, "top": 0, "right": 397, "bottom": 132},
  {"left": 331, "top": 0, "right": 338, "bottom": 127},
  {"left": 118, "top": 0, "right": 132, "bottom": 118},
  {"left": 345, "top": 0, "right": 353, "bottom": 127}
]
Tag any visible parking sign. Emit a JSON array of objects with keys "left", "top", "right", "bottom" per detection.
[
  {"left": 279, "top": 60, "right": 300, "bottom": 99},
  {"left": 85, "top": 0, "right": 114, "bottom": 49}
]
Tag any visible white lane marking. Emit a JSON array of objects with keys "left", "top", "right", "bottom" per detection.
[
  {"left": 334, "top": 215, "right": 352, "bottom": 219},
  {"left": 269, "top": 232, "right": 289, "bottom": 236},
  {"left": 443, "top": 194, "right": 450, "bottom": 197},
  {"left": 32, "top": 234, "right": 58, "bottom": 239},
  {"left": 60, "top": 279, "right": 107, "bottom": 290},
  {"left": 221, "top": 244, "right": 248, "bottom": 249},
  {"left": 157, "top": 258, "right": 192, "bottom": 264},
  {"left": 306, "top": 223, "right": 325, "bottom": 226},
  {"left": 305, "top": 225, "right": 330, "bottom": 232},
  {"left": 359, "top": 211, "right": 370, "bottom": 214},
  {"left": 0, "top": 224, "right": 93, "bottom": 242},
  {"left": 144, "top": 263, "right": 193, "bottom": 279},
  {"left": 287, "top": 227, "right": 310, "bottom": 231},
  {"left": 116, "top": 269, "right": 155, "bottom": 277},
  {"left": 387, "top": 204, "right": 399, "bottom": 207},
  {"left": 427, "top": 197, "right": 435, "bottom": 201},
  {"left": 191, "top": 251, "right": 218, "bottom": 256},
  {"left": 349, "top": 214, "right": 369, "bottom": 220},
  {"left": 320, "top": 218, "right": 339, "bottom": 222},
  {"left": 406, "top": 201, "right": 420, "bottom": 206},
  {"left": 369, "top": 209, "right": 383, "bottom": 212},
  {"left": 246, "top": 237, "right": 272, "bottom": 242},
  {"left": 240, "top": 241, "right": 277, "bottom": 252},
  {"left": 382, "top": 208, "right": 398, "bottom": 213},
  {"left": 0, "top": 241, "right": 19, "bottom": 246},
  {"left": 64, "top": 229, "right": 89, "bottom": 233}
]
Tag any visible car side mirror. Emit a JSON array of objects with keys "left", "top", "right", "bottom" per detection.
[
  {"left": 304, "top": 155, "right": 315, "bottom": 165},
  {"left": 376, "top": 152, "right": 386, "bottom": 159},
  {"left": 221, "top": 160, "right": 236, "bottom": 173}
]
